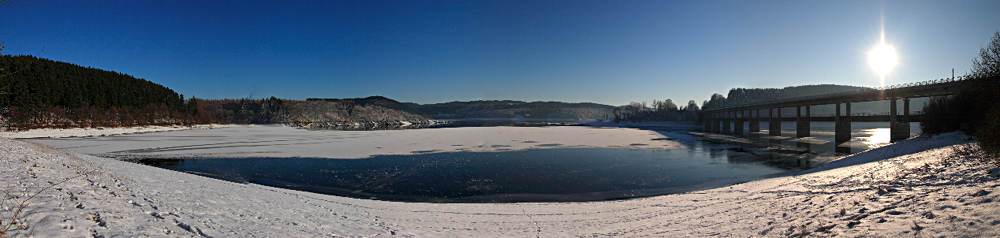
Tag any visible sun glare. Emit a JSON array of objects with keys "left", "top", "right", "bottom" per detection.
[
  {"left": 869, "top": 20, "right": 897, "bottom": 87},
  {"left": 869, "top": 43, "right": 897, "bottom": 76}
]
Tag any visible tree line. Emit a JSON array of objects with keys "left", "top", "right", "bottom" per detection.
[{"left": 612, "top": 99, "right": 699, "bottom": 123}]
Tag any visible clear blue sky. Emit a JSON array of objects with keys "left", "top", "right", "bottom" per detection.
[{"left": 2, "top": 0, "right": 999, "bottom": 106}]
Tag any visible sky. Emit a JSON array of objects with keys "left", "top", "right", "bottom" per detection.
[{"left": 2, "top": 0, "right": 999, "bottom": 106}]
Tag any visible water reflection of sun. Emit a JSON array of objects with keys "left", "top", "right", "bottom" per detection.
[{"left": 859, "top": 128, "right": 892, "bottom": 147}]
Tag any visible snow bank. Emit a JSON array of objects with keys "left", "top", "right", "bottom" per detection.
[{"left": 2, "top": 129, "right": 998, "bottom": 237}]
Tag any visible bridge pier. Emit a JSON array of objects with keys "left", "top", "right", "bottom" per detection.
[
  {"left": 769, "top": 108, "right": 781, "bottom": 136},
  {"left": 733, "top": 110, "right": 745, "bottom": 135},
  {"left": 721, "top": 112, "right": 731, "bottom": 134},
  {"left": 716, "top": 114, "right": 723, "bottom": 133},
  {"left": 708, "top": 113, "right": 716, "bottom": 133},
  {"left": 796, "top": 105, "right": 810, "bottom": 137},
  {"left": 835, "top": 102, "right": 852, "bottom": 143},
  {"left": 705, "top": 113, "right": 712, "bottom": 132},
  {"left": 713, "top": 113, "right": 722, "bottom": 133},
  {"left": 904, "top": 98, "right": 910, "bottom": 132},
  {"left": 890, "top": 98, "right": 911, "bottom": 141},
  {"left": 748, "top": 109, "right": 760, "bottom": 133}
]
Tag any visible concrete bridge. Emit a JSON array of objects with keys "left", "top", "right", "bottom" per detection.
[{"left": 698, "top": 76, "right": 975, "bottom": 143}]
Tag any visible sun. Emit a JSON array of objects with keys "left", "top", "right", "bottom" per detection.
[
  {"left": 869, "top": 43, "right": 897, "bottom": 76},
  {"left": 869, "top": 12, "right": 897, "bottom": 87}
]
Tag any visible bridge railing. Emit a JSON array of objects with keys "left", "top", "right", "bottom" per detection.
[{"left": 704, "top": 75, "right": 974, "bottom": 111}]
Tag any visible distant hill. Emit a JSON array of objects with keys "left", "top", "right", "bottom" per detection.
[{"left": 406, "top": 100, "right": 615, "bottom": 121}]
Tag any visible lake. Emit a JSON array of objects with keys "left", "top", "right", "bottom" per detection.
[{"left": 137, "top": 121, "right": 918, "bottom": 203}]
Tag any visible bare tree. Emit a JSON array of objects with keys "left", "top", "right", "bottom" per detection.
[{"left": 971, "top": 31, "right": 1000, "bottom": 78}]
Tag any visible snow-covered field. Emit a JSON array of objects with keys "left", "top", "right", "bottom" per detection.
[{"left": 2, "top": 127, "right": 999, "bottom": 237}]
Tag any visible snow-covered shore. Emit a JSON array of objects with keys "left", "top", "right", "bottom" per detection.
[{"left": 2, "top": 128, "right": 999, "bottom": 237}]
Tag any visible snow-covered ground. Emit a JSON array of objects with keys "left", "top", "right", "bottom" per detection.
[{"left": 2, "top": 128, "right": 998, "bottom": 237}]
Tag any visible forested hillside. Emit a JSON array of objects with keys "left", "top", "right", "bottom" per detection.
[
  {"left": 0, "top": 55, "right": 197, "bottom": 129},
  {"left": 408, "top": 100, "right": 614, "bottom": 121},
  {"left": 0, "top": 56, "right": 434, "bottom": 130}
]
